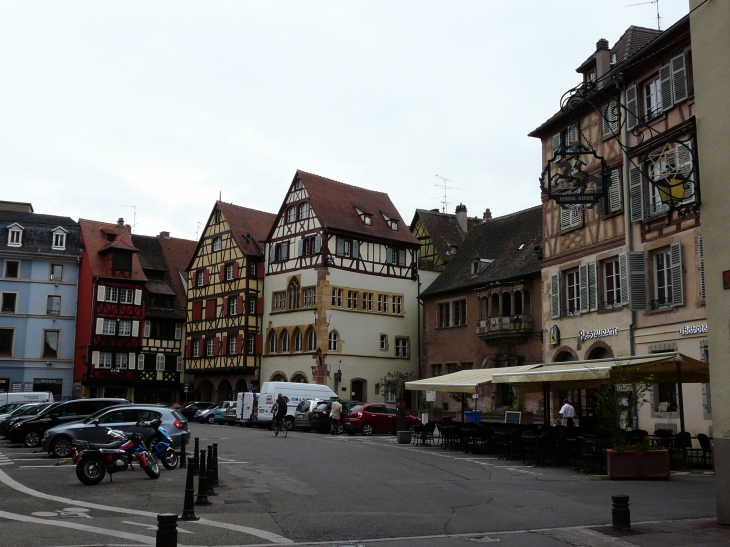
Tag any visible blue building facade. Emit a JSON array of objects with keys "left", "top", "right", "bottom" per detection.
[{"left": 0, "top": 204, "right": 81, "bottom": 400}]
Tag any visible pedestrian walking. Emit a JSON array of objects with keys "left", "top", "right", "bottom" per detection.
[
  {"left": 330, "top": 398, "right": 343, "bottom": 435},
  {"left": 559, "top": 398, "right": 576, "bottom": 427}
]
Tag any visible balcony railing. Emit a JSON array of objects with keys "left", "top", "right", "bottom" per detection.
[{"left": 476, "top": 315, "right": 533, "bottom": 340}]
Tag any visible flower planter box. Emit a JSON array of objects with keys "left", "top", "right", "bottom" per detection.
[
  {"left": 607, "top": 449, "right": 670, "bottom": 480},
  {"left": 396, "top": 431, "right": 411, "bottom": 444}
]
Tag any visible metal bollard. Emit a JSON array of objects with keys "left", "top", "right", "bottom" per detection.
[
  {"left": 211, "top": 442, "right": 219, "bottom": 487},
  {"left": 195, "top": 450, "right": 210, "bottom": 505},
  {"left": 192, "top": 437, "right": 200, "bottom": 474},
  {"left": 206, "top": 445, "right": 217, "bottom": 496},
  {"left": 612, "top": 495, "right": 631, "bottom": 531},
  {"left": 181, "top": 464, "right": 199, "bottom": 521},
  {"left": 156, "top": 513, "right": 178, "bottom": 547},
  {"left": 180, "top": 434, "right": 187, "bottom": 469}
]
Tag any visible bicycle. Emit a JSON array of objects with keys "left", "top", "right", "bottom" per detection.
[{"left": 272, "top": 418, "right": 287, "bottom": 438}]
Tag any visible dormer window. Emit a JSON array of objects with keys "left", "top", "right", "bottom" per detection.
[
  {"left": 610, "top": 53, "right": 617, "bottom": 65},
  {"left": 294, "top": 179, "right": 303, "bottom": 190},
  {"left": 471, "top": 261, "right": 479, "bottom": 275},
  {"left": 52, "top": 227, "right": 68, "bottom": 250},
  {"left": 449, "top": 245, "right": 458, "bottom": 254},
  {"left": 364, "top": 216, "right": 372, "bottom": 226},
  {"left": 7, "top": 224, "right": 23, "bottom": 247},
  {"left": 587, "top": 70, "right": 596, "bottom": 82},
  {"left": 390, "top": 220, "right": 398, "bottom": 231}
]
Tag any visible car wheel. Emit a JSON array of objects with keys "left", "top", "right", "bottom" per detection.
[
  {"left": 337, "top": 423, "right": 344, "bottom": 435},
  {"left": 361, "top": 423, "right": 374, "bottom": 436},
  {"left": 51, "top": 437, "right": 73, "bottom": 458},
  {"left": 227, "top": 421, "right": 235, "bottom": 426},
  {"left": 207, "top": 415, "right": 215, "bottom": 424},
  {"left": 23, "top": 431, "right": 41, "bottom": 448},
  {"left": 285, "top": 417, "right": 294, "bottom": 431}
]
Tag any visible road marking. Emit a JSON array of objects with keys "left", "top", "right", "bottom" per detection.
[
  {"left": 19, "top": 465, "right": 74, "bottom": 468},
  {"left": 0, "top": 467, "right": 293, "bottom": 544},
  {"left": 123, "top": 520, "right": 194, "bottom": 534},
  {"left": 0, "top": 510, "right": 155, "bottom": 545},
  {"left": 217, "top": 461, "right": 248, "bottom": 464}
]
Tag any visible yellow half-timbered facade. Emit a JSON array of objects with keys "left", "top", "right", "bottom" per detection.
[{"left": 185, "top": 202, "right": 275, "bottom": 402}]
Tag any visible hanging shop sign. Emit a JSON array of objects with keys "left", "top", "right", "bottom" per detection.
[
  {"left": 549, "top": 325, "right": 561, "bottom": 346},
  {"left": 679, "top": 324, "right": 708, "bottom": 335},
  {"left": 579, "top": 327, "right": 619, "bottom": 341}
]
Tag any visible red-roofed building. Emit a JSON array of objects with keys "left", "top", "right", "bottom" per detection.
[
  {"left": 262, "top": 171, "right": 421, "bottom": 410},
  {"left": 184, "top": 202, "right": 275, "bottom": 401}
]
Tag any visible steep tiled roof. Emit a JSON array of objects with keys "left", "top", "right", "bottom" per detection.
[
  {"left": 411, "top": 209, "right": 480, "bottom": 264},
  {"left": 295, "top": 170, "right": 420, "bottom": 247},
  {"left": 576, "top": 26, "right": 662, "bottom": 72},
  {"left": 79, "top": 219, "right": 146, "bottom": 281},
  {"left": 157, "top": 235, "right": 197, "bottom": 307},
  {"left": 420, "top": 206, "right": 542, "bottom": 297},
  {"left": 131, "top": 235, "right": 168, "bottom": 271},
  {"left": 0, "top": 211, "right": 81, "bottom": 257},
  {"left": 217, "top": 201, "right": 276, "bottom": 256}
]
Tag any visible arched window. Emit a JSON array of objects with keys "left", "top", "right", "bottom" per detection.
[
  {"left": 502, "top": 292, "right": 512, "bottom": 317},
  {"left": 299, "top": 202, "right": 310, "bottom": 219},
  {"left": 288, "top": 278, "right": 300, "bottom": 310},
  {"left": 286, "top": 207, "right": 296, "bottom": 223},
  {"left": 491, "top": 293, "right": 500, "bottom": 317},
  {"left": 271, "top": 373, "right": 287, "bottom": 382},
  {"left": 328, "top": 331, "right": 339, "bottom": 352},
  {"left": 307, "top": 328, "right": 316, "bottom": 351},
  {"left": 212, "top": 237, "right": 221, "bottom": 252},
  {"left": 281, "top": 330, "right": 290, "bottom": 352},
  {"left": 290, "top": 373, "right": 308, "bottom": 384},
  {"left": 480, "top": 297, "right": 488, "bottom": 320},
  {"left": 514, "top": 290, "right": 523, "bottom": 315},
  {"left": 293, "top": 329, "right": 302, "bottom": 352},
  {"left": 268, "top": 331, "right": 278, "bottom": 353}
]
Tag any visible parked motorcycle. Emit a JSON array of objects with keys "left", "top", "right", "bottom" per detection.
[
  {"left": 148, "top": 420, "right": 178, "bottom": 470},
  {"left": 71, "top": 422, "right": 161, "bottom": 485}
]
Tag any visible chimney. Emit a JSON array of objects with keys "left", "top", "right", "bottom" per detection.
[
  {"left": 482, "top": 208, "right": 492, "bottom": 222},
  {"left": 117, "top": 218, "right": 125, "bottom": 229},
  {"left": 595, "top": 39, "right": 611, "bottom": 86},
  {"left": 159, "top": 231, "right": 170, "bottom": 239},
  {"left": 455, "top": 203, "right": 467, "bottom": 233}
]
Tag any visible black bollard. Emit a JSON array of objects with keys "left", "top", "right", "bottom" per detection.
[
  {"left": 181, "top": 464, "right": 199, "bottom": 521},
  {"left": 192, "top": 437, "right": 200, "bottom": 474},
  {"left": 211, "top": 442, "right": 219, "bottom": 487},
  {"left": 612, "top": 495, "right": 631, "bottom": 531},
  {"left": 195, "top": 450, "right": 210, "bottom": 505},
  {"left": 156, "top": 513, "right": 178, "bottom": 547},
  {"left": 180, "top": 434, "right": 187, "bottom": 469},
  {"left": 206, "top": 445, "right": 217, "bottom": 496}
]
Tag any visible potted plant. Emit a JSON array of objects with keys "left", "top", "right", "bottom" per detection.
[{"left": 606, "top": 439, "right": 670, "bottom": 479}]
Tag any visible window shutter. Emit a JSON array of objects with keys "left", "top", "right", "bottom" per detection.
[
  {"left": 352, "top": 241, "right": 359, "bottom": 259},
  {"left": 314, "top": 235, "right": 321, "bottom": 253},
  {"left": 628, "top": 251, "right": 649, "bottom": 311},
  {"left": 298, "top": 239, "right": 303, "bottom": 257},
  {"left": 177, "top": 356, "right": 183, "bottom": 372},
  {"left": 670, "top": 241, "right": 684, "bottom": 307},
  {"left": 255, "top": 334, "right": 263, "bottom": 355},
  {"left": 134, "top": 289, "right": 142, "bottom": 305},
  {"left": 256, "top": 262, "right": 264, "bottom": 278},
  {"left": 212, "top": 337, "right": 219, "bottom": 357},
  {"left": 128, "top": 353, "right": 136, "bottom": 370},
  {"left": 220, "top": 335, "right": 227, "bottom": 356},
  {"left": 256, "top": 297, "right": 264, "bottom": 314},
  {"left": 186, "top": 340, "right": 192, "bottom": 358},
  {"left": 237, "top": 295, "right": 243, "bottom": 313},
  {"left": 96, "top": 318, "right": 104, "bottom": 335},
  {"left": 671, "top": 53, "right": 688, "bottom": 104},
  {"left": 131, "top": 321, "right": 139, "bottom": 337},
  {"left": 237, "top": 334, "right": 243, "bottom": 354},
  {"left": 269, "top": 244, "right": 276, "bottom": 263},
  {"left": 91, "top": 351, "right": 100, "bottom": 368},
  {"left": 97, "top": 285, "right": 106, "bottom": 302},
  {"left": 175, "top": 323, "right": 182, "bottom": 340},
  {"left": 551, "top": 272, "right": 561, "bottom": 319},
  {"left": 588, "top": 261, "right": 598, "bottom": 312},
  {"left": 625, "top": 85, "right": 638, "bottom": 130},
  {"left": 386, "top": 247, "right": 393, "bottom": 264},
  {"left": 551, "top": 132, "right": 561, "bottom": 160},
  {"left": 596, "top": 194, "right": 605, "bottom": 216},
  {"left": 156, "top": 355, "right": 165, "bottom": 371},
  {"left": 144, "top": 320, "right": 151, "bottom": 338},
  {"left": 233, "top": 262, "right": 239, "bottom": 278},
  {"left": 560, "top": 207, "right": 570, "bottom": 231},
  {"left": 221, "top": 297, "right": 228, "bottom": 317},
  {"left": 618, "top": 252, "right": 630, "bottom": 305},
  {"left": 282, "top": 242, "right": 289, "bottom": 261},
  {"left": 602, "top": 103, "right": 611, "bottom": 137},
  {"left": 659, "top": 63, "right": 674, "bottom": 111},
  {"left": 698, "top": 236, "right": 706, "bottom": 301},
  {"left": 219, "top": 265, "right": 225, "bottom": 282},
  {"left": 629, "top": 164, "right": 644, "bottom": 222},
  {"left": 336, "top": 238, "right": 344, "bottom": 256},
  {"left": 608, "top": 169, "right": 621, "bottom": 213},
  {"left": 203, "top": 270, "right": 209, "bottom": 286},
  {"left": 579, "top": 263, "right": 589, "bottom": 314},
  {"left": 566, "top": 123, "right": 578, "bottom": 146}
]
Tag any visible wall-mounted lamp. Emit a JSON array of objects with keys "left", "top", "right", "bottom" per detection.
[
  {"left": 326, "top": 256, "right": 335, "bottom": 266},
  {"left": 46, "top": 361, "right": 52, "bottom": 366}
]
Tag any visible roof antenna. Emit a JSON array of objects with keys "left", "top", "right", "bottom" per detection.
[
  {"left": 118, "top": 205, "right": 138, "bottom": 233},
  {"left": 188, "top": 221, "right": 203, "bottom": 240},
  {"left": 434, "top": 174, "right": 460, "bottom": 214},
  {"left": 626, "top": 0, "right": 661, "bottom": 30}
]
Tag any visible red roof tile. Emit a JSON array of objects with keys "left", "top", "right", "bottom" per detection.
[
  {"left": 217, "top": 201, "right": 277, "bottom": 256},
  {"left": 79, "top": 219, "right": 147, "bottom": 281},
  {"left": 156, "top": 234, "right": 198, "bottom": 307}
]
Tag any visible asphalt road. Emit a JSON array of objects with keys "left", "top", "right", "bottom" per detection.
[{"left": 0, "top": 423, "right": 717, "bottom": 546}]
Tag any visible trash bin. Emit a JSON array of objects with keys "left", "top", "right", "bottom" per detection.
[{"left": 465, "top": 410, "right": 482, "bottom": 424}]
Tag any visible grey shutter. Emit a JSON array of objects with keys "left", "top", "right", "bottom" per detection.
[
  {"left": 670, "top": 241, "right": 684, "bottom": 306},
  {"left": 671, "top": 53, "right": 688, "bottom": 104},
  {"left": 91, "top": 351, "right": 100, "bottom": 368},
  {"left": 608, "top": 169, "right": 621, "bottom": 213},
  {"left": 386, "top": 247, "right": 393, "bottom": 264},
  {"left": 128, "top": 353, "right": 136, "bottom": 370},
  {"left": 602, "top": 101, "right": 617, "bottom": 137},
  {"left": 579, "top": 263, "right": 589, "bottom": 314},
  {"left": 352, "top": 241, "right": 359, "bottom": 259},
  {"left": 282, "top": 242, "right": 289, "bottom": 261},
  {"left": 131, "top": 321, "right": 139, "bottom": 337},
  {"left": 175, "top": 323, "right": 182, "bottom": 340},
  {"left": 625, "top": 85, "right": 639, "bottom": 130},
  {"left": 566, "top": 123, "right": 578, "bottom": 146},
  {"left": 314, "top": 235, "right": 321, "bottom": 253},
  {"left": 134, "top": 289, "right": 142, "bottom": 305},
  {"left": 336, "top": 238, "right": 344, "bottom": 256},
  {"left": 95, "top": 318, "right": 104, "bottom": 335},
  {"left": 269, "top": 244, "right": 275, "bottom": 263},
  {"left": 629, "top": 164, "right": 644, "bottom": 222},
  {"left": 560, "top": 207, "right": 571, "bottom": 231},
  {"left": 298, "top": 239, "right": 303, "bottom": 257},
  {"left": 596, "top": 194, "right": 605, "bottom": 216},
  {"left": 698, "top": 236, "right": 706, "bottom": 301},
  {"left": 618, "top": 251, "right": 629, "bottom": 305},
  {"left": 177, "top": 356, "right": 183, "bottom": 372},
  {"left": 551, "top": 272, "right": 561, "bottom": 319},
  {"left": 552, "top": 132, "right": 561, "bottom": 160},
  {"left": 97, "top": 285, "right": 106, "bottom": 302},
  {"left": 588, "top": 261, "right": 598, "bottom": 312},
  {"left": 602, "top": 103, "right": 611, "bottom": 137},
  {"left": 660, "top": 63, "right": 674, "bottom": 111},
  {"left": 628, "top": 251, "right": 649, "bottom": 311},
  {"left": 144, "top": 320, "right": 151, "bottom": 338}
]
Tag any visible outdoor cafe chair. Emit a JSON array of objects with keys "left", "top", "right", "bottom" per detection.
[
  {"left": 411, "top": 422, "right": 425, "bottom": 445},
  {"left": 697, "top": 433, "right": 714, "bottom": 469},
  {"left": 521, "top": 430, "right": 538, "bottom": 465},
  {"left": 535, "top": 432, "right": 559, "bottom": 467},
  {"left": 575, "top": 436, "right": 601, "bottom": 474}
]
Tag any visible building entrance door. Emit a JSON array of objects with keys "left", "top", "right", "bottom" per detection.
[{"left": 351, "top": 380, "right": 365, "bottom": 402}]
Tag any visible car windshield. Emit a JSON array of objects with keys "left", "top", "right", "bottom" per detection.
[
  {"left": 0, "top": 404, "right": 13, "bottom": 413},
  {"left": 349, "top": 404, "right": 364, "bottom": 413},
  {"left": 7, "top": 404, "right": 34, "bottom": 416}
]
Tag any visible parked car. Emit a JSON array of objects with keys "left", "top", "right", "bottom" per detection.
[
  {"left": 178, "top": 401, "right": 216, "bottom": 420},
  {"left": 0, "top": 402, "right": 58, "bottom": 435},
  {"left": 42, "top": 404, "right": 189, "bottom": 458},
  {"left": 5, "top": 398, "right": 129, "bottom": 447},
  {"left": 195, "top": 401, "right": 235, "bottom": 424},
  {"left": 293, "top": 399, "right": 325, "bottom": 431},
  {"left": 310, "top": 400, "right": 362, "bottom": 433},
  {"left": 169, "top": 401, "right": 187, "bottom": 410},
  {"left": 343, "top": 403, "right": 421, "bottom": 436},
  {"left": 0, "top": 403, "right": 37, "bottom": 421}
]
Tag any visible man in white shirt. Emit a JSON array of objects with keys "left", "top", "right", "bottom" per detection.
[{"left": 559, "top": 399, "right": 576, "bottom": 427}]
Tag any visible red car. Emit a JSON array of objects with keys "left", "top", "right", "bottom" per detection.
[{"left": 343, "top": 403, "right": 421, "bottom": 436}]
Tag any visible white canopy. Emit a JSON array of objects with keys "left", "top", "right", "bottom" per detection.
[{"left": 405, "top": 364, "right": 542, "bottom": 393}]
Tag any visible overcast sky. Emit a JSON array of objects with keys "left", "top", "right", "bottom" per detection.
[{"left": 0, "top": 1, "right": 690, "bottom": 241}]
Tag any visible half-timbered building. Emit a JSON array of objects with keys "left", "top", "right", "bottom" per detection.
[
  {"left": 184, "top": 202, "right": 275, "bottom": 402},
  {"left": 262, "top": 171, "right": 421, "bottom": 403},
  {"left": 74, "top": 219, "right": 146, "bottom": 399},
  {"left": 529, "top": 16, "right": 708, "bottom": 434}
]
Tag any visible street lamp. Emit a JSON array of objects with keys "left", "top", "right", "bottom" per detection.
[
  {"left": 513, "top": 316, "right": 523, "bottom": 331},
  {"left": 334, "top": 361, "right": 342, "bottom": 392}
]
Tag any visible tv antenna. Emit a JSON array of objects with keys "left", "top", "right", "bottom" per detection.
[
  {"left": 119, "top": 205, "right": 138, "bottom": 233},
  {"left": 434, "top": 174, "right": 459, "bottom": 214},
  {"left": 189, "top": 221, "right": 203, "bottom": 240},
  {"left": 626, "top": 0, "right": 661, "bottom": 30}
]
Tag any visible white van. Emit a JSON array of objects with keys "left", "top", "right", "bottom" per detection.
[
  {"left": 0, "top": 392, "right": 54, "bottom": 406},
  {"left": 256, "top": 382, "right": 337, "bottom": 429}
]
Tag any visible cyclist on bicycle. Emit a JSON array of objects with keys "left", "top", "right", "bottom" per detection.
[{"left": 274, "top": 393, "right": 287, "bottom": 430}]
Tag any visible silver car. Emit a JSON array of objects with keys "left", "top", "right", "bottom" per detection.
[
  {"left": 294, "top": 399, "right": 324, "bottom": 431},
  {"left": 42, "top": 405, "right": 189, "bottom": 458}
]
